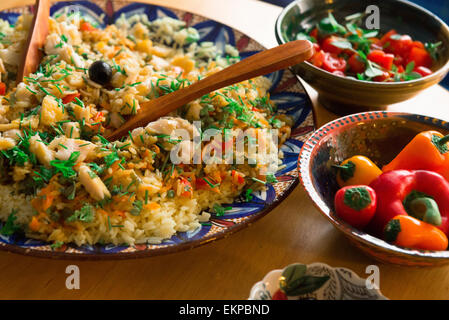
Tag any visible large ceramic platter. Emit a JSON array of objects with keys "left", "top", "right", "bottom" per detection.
[{"left": 0, "top": 1, "right": 314, "bottom": 259}]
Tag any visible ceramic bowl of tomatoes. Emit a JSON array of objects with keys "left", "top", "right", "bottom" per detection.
[
  {"left": 275, "top": 0, "right": 449, "bottom": 114},
  {"left": 298, "top": 111, "right": 449, "bottom": 266}
]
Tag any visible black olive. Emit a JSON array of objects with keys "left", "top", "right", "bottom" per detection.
[{"left": 88, "top": 60, "right": 112, "bottom": 85}]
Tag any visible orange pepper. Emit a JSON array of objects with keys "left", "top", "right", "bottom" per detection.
[
  {"left": 383, "top": 131, "right": 449, "bottom": 173},
  {"left": 384, "top": 215, "right": 448, "bottom": 251},
  {"left": 333, "top": 155, "right": 382, "bottom": 188}
]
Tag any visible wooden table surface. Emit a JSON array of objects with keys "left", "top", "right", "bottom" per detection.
[{"left": 1, "top": 0, "right": 449, "bottom": 300}]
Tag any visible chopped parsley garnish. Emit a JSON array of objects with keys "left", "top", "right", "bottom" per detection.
[
  {"left": 266, "top": 174, "right": 278, "bottom": 184},
  {"left": 66, "top": 203, "right": 95, "bottom": 223},
  {"left": 50, "top": 241, "right": 64, "bottom": 250},
  {"left": 244, "top": 189, "right": 253, "bottom": 202},
  {"left": 213, "top": 204, "right": 232, "bottom": 217},
  {"left": 0, "top": 209, "right": 21, "bottom": 236},
  {"left": 50, "top": 151, "right": 80, "bottom": 179},
  {"left": 130, "top": 200, "right": 143, "bottom": 216},
  {"left": 104, "top": 151, "right": 120, "bottom": 168}
]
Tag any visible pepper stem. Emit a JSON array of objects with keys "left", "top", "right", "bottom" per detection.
[
  {"left": 332, "top": 161, "right": 355, "bottom": 182},
  {"left": 437, "top": 134, "right": 449, "bottom": 146},
  {"left": 409, "top": 197, "right": 442, "bottom": 226}
]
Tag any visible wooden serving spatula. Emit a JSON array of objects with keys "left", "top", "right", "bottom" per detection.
[
  {"left": 16, "top": 0, "right": 51, "bottom": 84},
  {"left": 106, "top": 39, "right": 313, "bottom": 140}
]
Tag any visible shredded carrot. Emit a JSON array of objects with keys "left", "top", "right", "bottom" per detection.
[
  {"left": 144, "top": 202, "right": 160, "bottom": 211},
  {"left": 97, "top": 209, "right": 109, "bottom": 216},
  {"left": 151, "top": 144, "right": 160, "bottom": 154},
  {"left": 29, "top": 216, "right": 40, "bottom": 232},
  {"left": 115, "top": 210, "right": 126, "bottom": 218}
]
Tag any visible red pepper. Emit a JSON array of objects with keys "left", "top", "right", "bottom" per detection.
[
  {"left": 334, "top": 185, "right": 377, "bottom": 229},
  {"left": 62, "top": 92, "right": 80, "bottom": 104},
  {"left": 0, "top": 82, "right": 6, "bottom": 95},
  {"left": 368, "top": 170, "right": 449, "bottom": 237}
]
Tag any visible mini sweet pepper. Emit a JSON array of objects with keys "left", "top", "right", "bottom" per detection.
[
  {"left": 334, "top": 185, "right": 377, "bottom": 229},
  {"left": 383, "top": 130, "right": 449, "bottom": 174},
  {"left": 368, "top": 170, "right": 449, "bottom": 237},
  {"left": 333, "top": 155, "right": 382, "bottom": 188},
  {"left": 384, "top": 215, "right": 448, "bottom": 251}
]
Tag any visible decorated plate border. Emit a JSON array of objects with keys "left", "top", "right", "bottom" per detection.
[{"left": 0, "top": 0, "right": 315, "bottom": 259}]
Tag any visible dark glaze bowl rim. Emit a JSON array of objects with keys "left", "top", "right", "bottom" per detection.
[{"left": 275, "top": 0, "right": 449, "bottom": 88}]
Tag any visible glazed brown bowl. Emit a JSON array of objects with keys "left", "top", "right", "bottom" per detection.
[
  {"left": 275, "top": 0, "right": 449, "bottom": 114},
  {"left": 298, "top": 111, "right": 449, "bottom": 266}
]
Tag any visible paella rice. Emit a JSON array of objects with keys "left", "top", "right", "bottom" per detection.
[{"left": 0, "top": 13, "right": 292, "bottom": 246}]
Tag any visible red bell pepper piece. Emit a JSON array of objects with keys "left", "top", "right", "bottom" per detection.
[
  {"left": 62, "top": 92, "right": 81, "bottom": 104},
  {"left": 0, "top": 82, "right": 6, "bottom": 95},
  {"left": 368, "top": 170, "right": 449, "bottom": 237},
  {"left": 334, "top": 185, "right": 377, "bottom": 229}
]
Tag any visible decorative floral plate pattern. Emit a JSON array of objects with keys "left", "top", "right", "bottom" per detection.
[
  {"left": 0, "top": 1, "right": 314, "bottom": 259},
  {"left": 248, "top": 262, "right": 388, "bottom": 300}
]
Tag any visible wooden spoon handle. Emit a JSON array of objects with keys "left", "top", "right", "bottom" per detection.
[
  {"left": 16, "top": 0, "right": 51, "bottom": 84},
  {"left": 107, "top": 40, "right": 313, "bottom": 140}
]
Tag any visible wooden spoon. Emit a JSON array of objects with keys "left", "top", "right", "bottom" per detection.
[
  {"left": 106, "top": 39, "right": 313, "bottom": 140},
  {"left": 16, "top": 0, "right": 51, "bottom": 84}
]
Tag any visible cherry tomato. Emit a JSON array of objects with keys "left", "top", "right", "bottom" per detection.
[
  {"left": 332, "top": 70, "right": 345, "bottom": 77},
  {"left": 393, "top": 55, "right": 404, "bottom": 67},
  {"left": 414, "top": 66, "right": 433, "bottom": 77},
  {"left": 380, "top": 30, "right": 397, "bottom": 44},
  {"left": 410, "top": 40, "right": 425, "bottom": 50},
  {"left": 388, "top": 34, "right": 413, "bottom": 57},
  {"left": 347, "top": 53, "right": 366, "bottom": 74},
  {"left": 0, "top": 82, "right": 6, "bottom": 95},
  {"left": 407, "top": 47, "right": 433, "bottom": 68},
  {"left": 321, "top": 36, "right": 345, "bottom": 55},
  {"left": 309, "top": 50, "right": 326, "bottom": 68},
  {"left": 367, "top": 50, "right": 394, "bottom": 70},
  {"left": 62, "top": 92, "right": 81, "bottom": 104},
  {"left": 322, "top": 53, "right": 347, "bottom": 73},
  {"left": 309, "top": 28, "right": 318, "bottom": 40},
  {"left": 272, "top": 289, "right": 288, "bottom": 300},
  {"left": 373, "top": 71, "right": 391, "bottom": 82}
]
